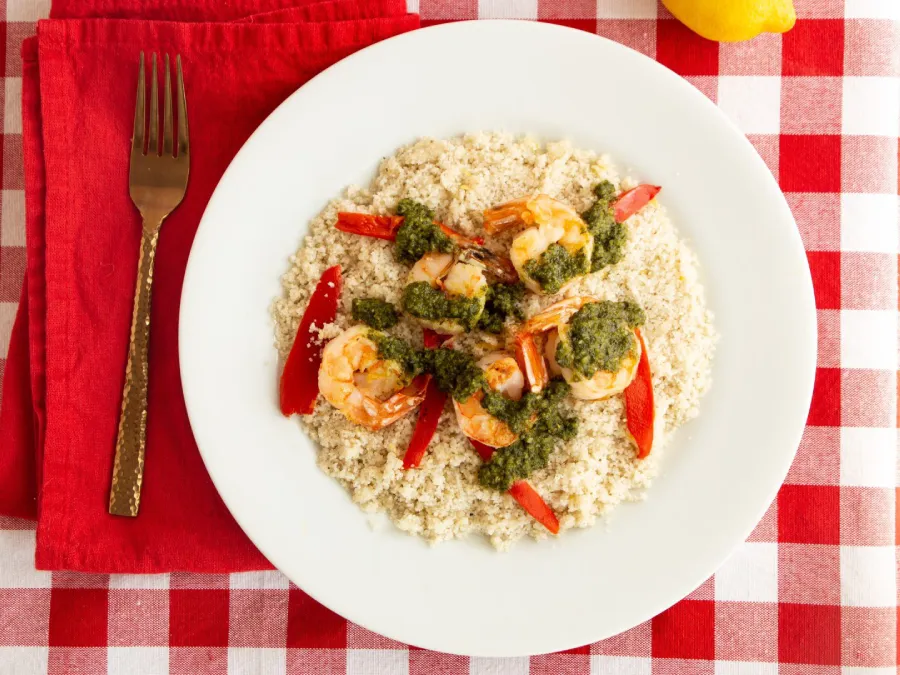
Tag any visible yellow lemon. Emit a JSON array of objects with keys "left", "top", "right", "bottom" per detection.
[{"left": 662, "top": 0, "right": 796, "bottom": 42}]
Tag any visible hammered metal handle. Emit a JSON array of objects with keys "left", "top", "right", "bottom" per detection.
[{"left": 109, "top": 225, "right": 160, "bottom": 517}]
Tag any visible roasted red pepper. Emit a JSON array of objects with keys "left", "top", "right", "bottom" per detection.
[
  {"left": 614, "top": 184, "right": 662, "bottom": 223},
  {"left": 336, "top": 212, "right": 484, "bottom": 247},
  {"left": 402, "top": 384, "right": 447, "bottom": 469},
  {"left": 469, "top": 439, "right": 560, "bottom": 534},
  {"left": 422, "top": 327, "right": 444, "bottom": 350},
  {"left": 402, "top": 329, "right": 449, "bottom": 469},
  {"left": 507, "top": 481, "right": 560, "bottom": 535},
  {"left": 335, "top": 213, "right": 403, "bottom": 240},
  {"left": 469, "top": 438, "right": 495, "bottom": 463},
  {"left": 279, "top": 265, "right": 342, "bottom": 416},
  {"left": 623, "top": 328, "right": 654, "bottom": 459}
]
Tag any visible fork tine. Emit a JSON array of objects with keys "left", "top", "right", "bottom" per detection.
[
  {"left": 132, "top": 52, "right": 145, "bottom": 154},
  {"left": 163, "top": 54, "right": 174, "bottom": 156},
  {"left": 148, "top": 53, "right": 159, "bottom": 156},
  {"left": 176, "top": 55, "right": 189, "bottom": 157}
]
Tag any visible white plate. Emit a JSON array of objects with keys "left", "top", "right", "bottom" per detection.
[{"left": 180, "top": 21, "right": 815, "bottom": 656}]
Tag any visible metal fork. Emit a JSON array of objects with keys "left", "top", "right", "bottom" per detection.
[{"left": 108, "top": 53, "right": 190, "bottom": 517}]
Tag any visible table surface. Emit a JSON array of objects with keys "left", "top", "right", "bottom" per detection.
[{"left": 0, "top": 0, "right": 898, "bottom": 673}]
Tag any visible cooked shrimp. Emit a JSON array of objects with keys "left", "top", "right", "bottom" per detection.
[
  {"left": 318, "top": 325, "right": 427, "bottom": 430},
  {"left": 544, "top": 327, "right": 640, "bottom": 400},
  {"left": 453, "top": 352, "right": 524, "bottom": 448},
  {"left": 518, "top": 296, "right": 640, "bottom": 400},
  {"left": 483, "top": 194, "right": 593, "bottom": 294},
  {"left": 403, "top": 251, "right": 489, "bottom": 335}
]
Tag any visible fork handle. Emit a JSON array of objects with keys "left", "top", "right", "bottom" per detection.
[{"left": 109, "top": 224, "right": 160, "bottom": 517}]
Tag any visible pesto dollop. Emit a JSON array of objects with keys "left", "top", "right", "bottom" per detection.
[
  {"left": 425, "top": 348, "right": 487, "bottom": 402},
  {"left": 401, "top": 281, "right": 485, "bottom": 332},
  {"left": 351, "top": 297, "right": 398, "bottom": 330},
  {"left": 370, "top": 331, "right": 425, "bottom": 376},
  {"left": 478, "top": 379, "right": 578, "bottom": 492},
  {"left": 366, "top": 331, "right": 581, "bottom": 491},
  {"left": 476, "top": 282, "right": 526, "bottom": 333},
  {"left": 582, "top": 181, "right": 627, "bottom": 273},
  {"left": 480, "top": 377, "right": 569, "bottom": 435},
  {"left": 523, "top": 243, "right": 590, "bottom": 294},
  {"left": 555, "top": 300, "right": 645, "bottom": 379},
  {"left": 394, "top": 199, "right": 456, "bottom": 264},
  {"left": 369, "top": 336, "right": 487, "bottom": 402}
]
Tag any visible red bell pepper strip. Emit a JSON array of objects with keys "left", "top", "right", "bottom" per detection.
[
  {"left": 422, "top": 327, "right": 444, "bottom": 350},
  {"left": 507, "top": 482, "right": 560, "bottom": 535},
  {"left": 469, "top": 439, "right": 560, "bottom": 534},
  {"left": 614, "top": 184, "right": 661, "bottom": 223},
  {"left": 279, "top": 265, "right": 342, "bottom": 416},
  {"left": 336, "top": 212, "right": 484, "bottom": 247},
  {"left": 335, "top": 213, "right": 404, "bottom": 241},
  {"left": 402, "top": 329, "right": 449, "bottom": 469},
  {"left": 402, "top": 385, "right": 447, "bottom": 469},
  {"left": 469, "top": 438, "right": 495, "bottom": 463},
  {"left": 623, "top": 328, "right": 654, "bottom": 459}
]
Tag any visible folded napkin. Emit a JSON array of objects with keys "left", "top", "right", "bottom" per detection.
[{"left": 0, "top": 0, "right": 418, "bottom": 572}]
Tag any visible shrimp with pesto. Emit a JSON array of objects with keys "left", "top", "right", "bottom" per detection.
[
  {"left": 318, "top": 325, "right": 427, "bottom": 430},
  {"left": 453, "top": 352, "right": 525, "bottom": 448},
  {"left": 517, "top": 296, "right": 644, "bottom": 400},
  {"left": 401, "top": 251, "right": 490, "bottom": 335},
  {"left": 482, "top": 194, "right": 593, "bottom": 295}
]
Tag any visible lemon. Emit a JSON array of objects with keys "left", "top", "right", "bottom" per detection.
[{"left": 662, "top": 0, "right": 796, "bottom": 42}]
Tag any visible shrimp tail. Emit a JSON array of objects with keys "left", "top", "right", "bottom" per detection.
[
  {"left": 437, "top": 222, "right": 485, "bottom": 248},
  {"left": 362, "top": 375, "right": 430, "bottom": 431},
  {"left": 461, "top": 247, "right": 519, "bottom": 284},
  {"left": 515, "top": 333, "right": 548, "bottom": 393},
  {"left": 521, "top": 296, "right": 593, "bottom": 335},
  {"left": 482, "top": 198, "right": 532, "bottom": 234}
]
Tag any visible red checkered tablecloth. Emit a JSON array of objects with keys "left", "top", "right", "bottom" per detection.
[{"left": 0, "top": 0, "right": 898, "bottom": 673}]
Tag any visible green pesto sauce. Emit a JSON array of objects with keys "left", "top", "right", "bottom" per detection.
[
  {"left": 582, "top": 181, "right": 627, "bottom": 273},
  {"left": 480, "top": 377, "right": 569, "bottom": 435},
  {"left": 425, "top": 348, "right": 487, "bottom": 402},
  {"left": 592, "top": 179, "right": 617, "bottom": 202},
  {"left": 555, "top": 300, "right": 645, "bottom": 379},
  {"left": 478, "top": 379, "right": 578, "bottom": 492},
  {"left": 369, "top": 331, "right": 425, "bottom": 377},
  {"left": 351, "top": 298, "right": 398, "bottom": 331},
  {"left": 394, "top": 198, "right": 456, "bottom": 264},
  {"left": 365, "top": 331, "right": 581, "bottom": 492},
  {"left": 401, "top": 281, "right": 485, "bottom": 332},
  {"left": 523, "top": 243, "right": 590, "bottom": 295},
  {"left": 476, "top": 282, "right": 526, "bottom": 333},
  {"left": 369, "top": 336, "right": 487, "bottom": 401}
]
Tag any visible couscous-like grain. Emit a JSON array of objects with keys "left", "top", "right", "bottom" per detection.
[{"left": 272, "top": 133, "right": 716, "bottom": 550}]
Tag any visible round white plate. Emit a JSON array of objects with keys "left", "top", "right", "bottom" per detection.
[{"left": 180, "top": 21, "right": 815, "bottom": 656}]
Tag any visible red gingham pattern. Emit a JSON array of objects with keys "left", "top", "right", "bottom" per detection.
[{"left": 1, "top": 1, "right": 898, "bottom": 673}]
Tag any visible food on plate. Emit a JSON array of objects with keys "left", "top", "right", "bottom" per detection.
[
  {"left": 452, "top": 352, "right": 524, "bottom": 449},
  {"left": 317, "top": 325, "right": 429, "bottom": 431},
  {"left": 278, "top": 265, "right": 342, "bottom": 416},
  {"left": 483, "top": 194, "right": 593, "bottom": 295},
  {"left": 351, "top": 297, "right": 399, "bottom": 330},
  {"left": 402, "top": 251, "right": 489, "bottom": 334},
  {"left": 272, "top": 133, "right": 716, "bottom": 549},
  {"left": 521, "top": 297, "right": 644, "bottom": 401}
]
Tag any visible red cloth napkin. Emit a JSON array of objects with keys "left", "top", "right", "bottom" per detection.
[{"left": 0, "top": 0, "right": 418, "bottom": 572}]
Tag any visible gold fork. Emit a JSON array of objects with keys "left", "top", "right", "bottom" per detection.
[{"left": 108, "top": 53, "right": 190, "bottom": 517}]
